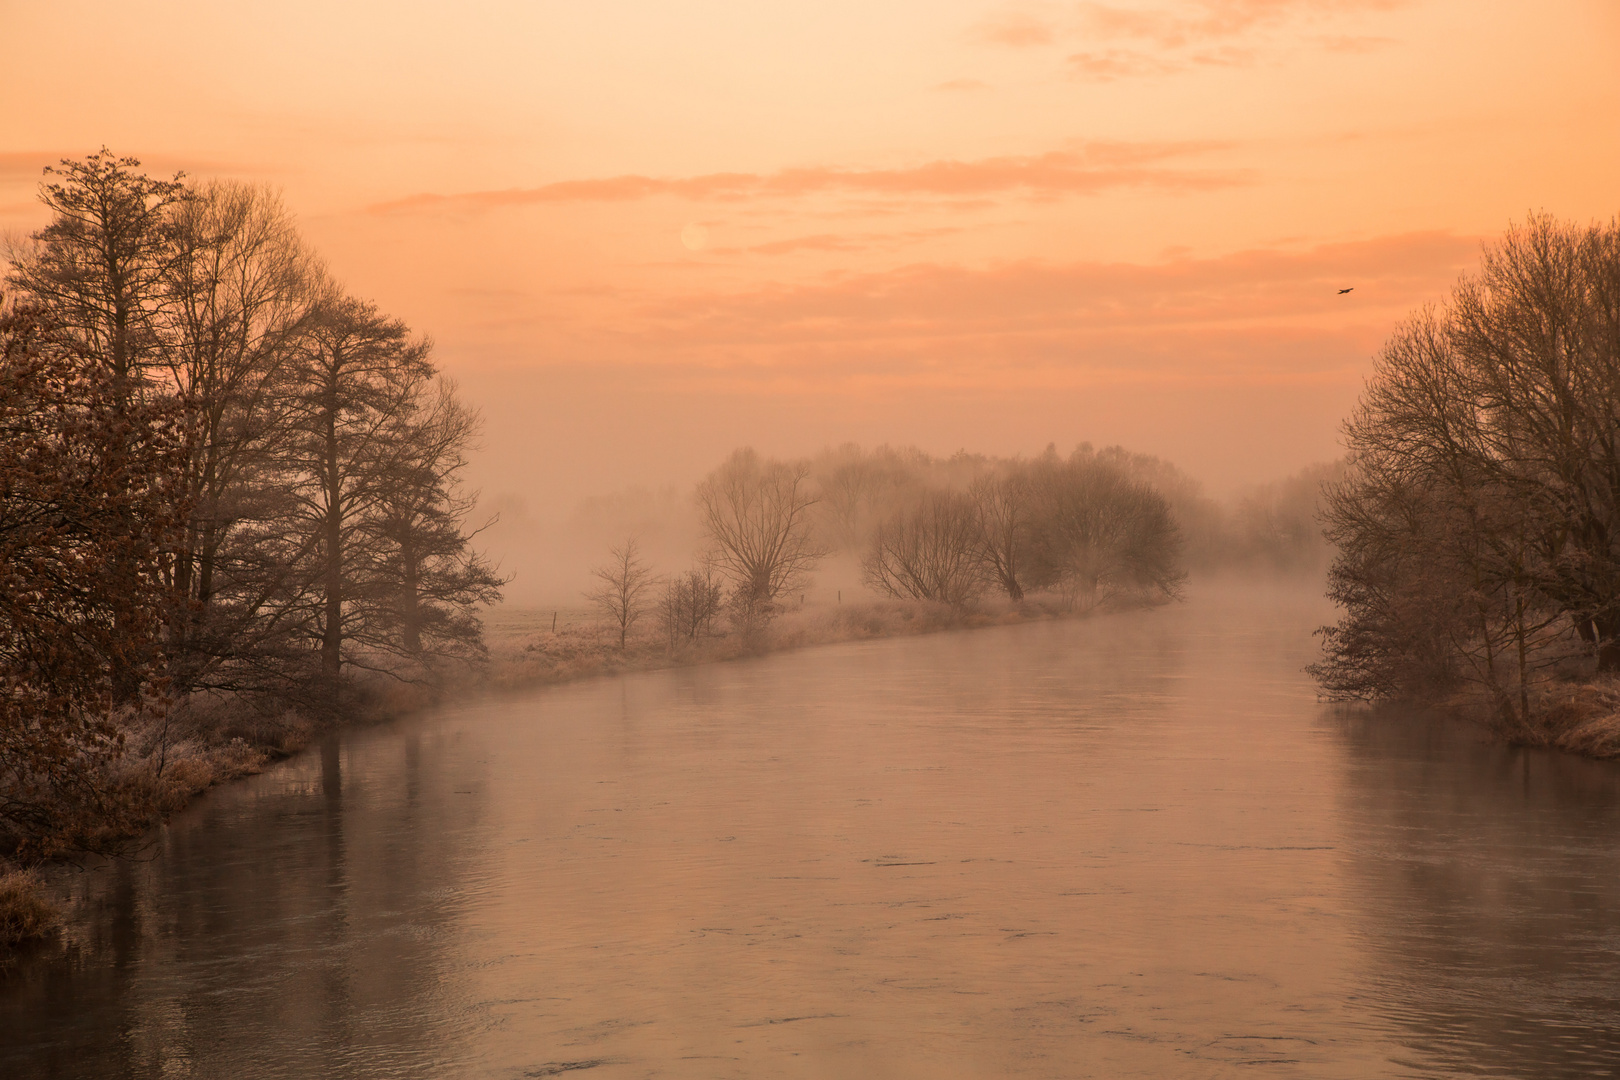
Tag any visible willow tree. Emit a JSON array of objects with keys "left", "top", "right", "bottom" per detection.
[
  {"left": 864, "top": 490, "right": 985, "bottom": 608},
  {"left": 697, "top": 449, "right": 824, "bottom": 628}
]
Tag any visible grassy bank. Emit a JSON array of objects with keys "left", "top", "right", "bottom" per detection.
[
  {"left": 1491, "top": 678, "right": 1620, "bottom": 760},
  {"left": 488, "top": 592, "right": 1091, "bottom": 691}
]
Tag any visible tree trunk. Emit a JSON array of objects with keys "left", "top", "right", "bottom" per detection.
[
  {"left": 321, "top": 395, "right": 343, "bottom": 679},
  {"left": 1595, "top": 614, "right": 1620, "bottom": 672},
  {"left": 402, "top": 549, "right": 421, "bottom": 654}
]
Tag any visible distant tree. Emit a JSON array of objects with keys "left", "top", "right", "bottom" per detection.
[
  {"left": 1230, "top": 460, "right": 1345, "bottom": 572},
  {"left": 697, "top": 449, "right": 825, "bottom": 629},
  {"left": 659, "top": 561, "right": 724, "bottom": 649},
  {"left": 968, "top": 472, "right": 1030, "bottom": 600},
  {"left": 864, "top": 490, "right": 985, "bottom": 608},
  {"left": 587, "top": 537, "right": 657, "bottom": 649},
  {"left": 811, "top": 444, "right": 928, "bottom": 551},
  {"left": 1024, "top": 455, "right": 1185, "bottom": 611},
  {"left": 0, "top": 306, "right": 187, "bottom": 856}
]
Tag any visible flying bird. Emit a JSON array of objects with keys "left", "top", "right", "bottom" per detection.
[{"left": 1338, "top": 287, "right": 1354, "bottom": 294}]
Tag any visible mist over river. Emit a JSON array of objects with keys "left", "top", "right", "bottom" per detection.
[{"left": 5, "top": 580, "right": 1620, "bottom": 1078}]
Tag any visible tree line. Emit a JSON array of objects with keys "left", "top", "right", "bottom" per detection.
[
  {"left": 1, "top": 151, "right": 502, "bottom": 857},
  {"left": 587, "top": 444, "right": 1190, "bottom": 649},
  {"left": 1312, "top": 214, "right": 1620, "bottom": 724}
]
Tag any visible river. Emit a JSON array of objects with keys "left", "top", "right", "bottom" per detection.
[{"left": 4, "top": 580, "right": 1620, "bottom": 1078}]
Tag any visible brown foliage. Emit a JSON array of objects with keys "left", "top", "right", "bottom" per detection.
[{"left": 0, "top": 306, "right": 188, "bottom": 857}]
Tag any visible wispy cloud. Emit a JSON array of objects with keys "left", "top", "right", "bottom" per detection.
[
  {"left": 616, "top": 231, "right": 1477, "bottom": 367},
  {"left": 1061, "top": 0, "right": 1406, "bottom": 80},
  {"left": 369, "top": 142, "right": 1246, "bottom": 215},
  {"left": 0, "top": 153, "right": 65, "bottom": 180},
  {"left": 1077, "top": 0, "right": 1405, "bottom": 49},
  {"left": 935, "top": 78, "right": 991, "bottom": 92},
  {"left": 709, "top": 226, "right": 969, "bottom": 257}
]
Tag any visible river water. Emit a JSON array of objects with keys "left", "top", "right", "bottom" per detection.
[{"left": 5, "top": 581, "right": 1620, "bottom": 1078}]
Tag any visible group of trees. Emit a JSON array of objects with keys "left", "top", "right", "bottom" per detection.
[
  {"left": 1, "top": 151, "right": 501, "bottom": 856},
  {"left": 1311, "top": 215, "right": 1620, "bottom": 722},
  {"left": 585, "top": 444, "right": 1189, "bottom": 648},
  {"left": 863, "top": 449, "right": 1185, "bottom": 611}
]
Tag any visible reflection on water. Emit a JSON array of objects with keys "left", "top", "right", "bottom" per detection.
[{"left": 4, "top": 580, "right": 1620, "bottom": 1078}]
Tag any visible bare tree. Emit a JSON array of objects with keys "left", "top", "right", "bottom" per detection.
[
  {"left": 1024, "top": 455, "right": 1185, "bottom": 611},
  {"left": 279, "top": 293, "right": 434, "bottom": 680},
  {"left": 367, "top": 377, "right": 507, "bottom": 664},
  {"left": 659, "top": 562, "right": 723, "bottom": 649},
  {"left": 696, "top": 449, "right": 825, "bottom": 628},
  {"left": 587, "top": 537, "right": 657, "bottom": 649},
  {"left": 161, "top": 180, "right": 319, "bottom": 691},
  {"left": 1312, "top": 215, "right": 1620, "bottom": 712},
  {"left": 864, "top": 490, "right": 985, "bottom": 608},
  {"left": 968, "top": 472, "right": 1029, "bottom": 600}
]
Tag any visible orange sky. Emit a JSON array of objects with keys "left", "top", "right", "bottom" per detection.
[{"left": 4, "top": 0, "right": 1619, "bottom": 595}]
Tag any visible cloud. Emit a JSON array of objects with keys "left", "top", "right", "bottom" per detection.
[
  {"left": 935, "top": 78, "right": 991, "bottom": 92},
  {"left": 1063, "top": 0, "right": 1407, "bottom": 79},
  {"left": 971, "top": 12, "right": 1058, "bottom": 47},
  {"left": 710, "top": 226, "right": 969, "bottom": 257},
  {"left": 1078, "top": 0, "right": 1406, "bottom": 49},
  {"left": 0, "top": 153, "right": 63, "bottom": 180},
  {"left": 369, "top": 142, "right": 1247, "bottom": 215},
  {"left": 601, "top": 230, "right": 1480, "bottom": 380},
  {"left": 1067, "top": 50, "right": 1183, "bottom": 80},
  {"left": 723, "top": 233, "right": 867, "bottom": 256}
]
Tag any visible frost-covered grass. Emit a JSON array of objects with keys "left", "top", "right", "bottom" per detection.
[
  {"left": 487, "top": 590, "right": 1131, "bottom": 691},
  {"left": 1512, "top": 678, "right": 1620, "bottom": 759}
]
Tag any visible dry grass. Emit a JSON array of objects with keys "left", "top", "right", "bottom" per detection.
[
  {"left": 0, "top": 869, "right": 58, "bottom": 947},
  {"left": 488, "top": 591, "right": 1116, "bottom": 693},
  {"left": 1520, "top": 677, "right": 1620, "bottom": 759}
]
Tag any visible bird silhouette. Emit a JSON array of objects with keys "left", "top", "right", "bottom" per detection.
[{"left": 1338, "top": 287, "right": 1354, "bottom": 294}]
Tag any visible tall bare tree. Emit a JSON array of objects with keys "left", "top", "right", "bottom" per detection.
[
  {"left": 280, "top": 294, "right": 433, "bottom": 679},
  {"left": 367, "top": 377, "right": 506, "bottom": 662},
  {"left": 1313, "top": 215, "right": 1620, "bottom": 711},
  {"left": 697, "top": 449, "right": 824, "bottom": 627},
  {"left": 968, "top": 472, "right": 1029, "bottom": 600},
  {"left": 161, "top": 180, "right": 318, "bottom": 690}
]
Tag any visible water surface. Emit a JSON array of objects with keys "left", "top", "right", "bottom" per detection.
[{"left": 5, "top": 581, "right": 1620, "bottom": 1078}]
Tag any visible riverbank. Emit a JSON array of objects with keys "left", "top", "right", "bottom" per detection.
[
  {"left": 487, "top": 592, "right": 1087, "bottom": 692},
  {"left": 1498, "top": 678, "right": 1620, "bottom": 759}
]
